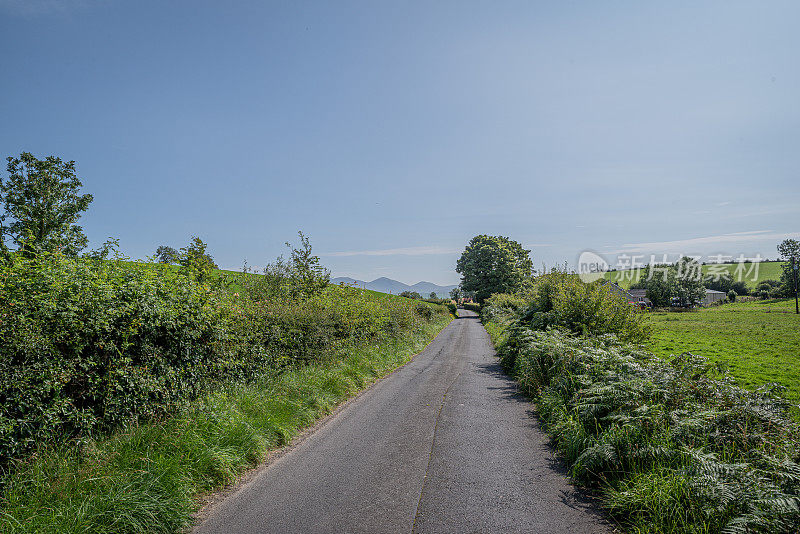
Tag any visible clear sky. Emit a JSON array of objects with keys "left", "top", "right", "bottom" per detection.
[{"left": 1, "top": 0, "right": 797, "bottom": 285}]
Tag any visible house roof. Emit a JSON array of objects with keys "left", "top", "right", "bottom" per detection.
[{"left": 705, "top": 289, "right": 726, "bottom": 294}]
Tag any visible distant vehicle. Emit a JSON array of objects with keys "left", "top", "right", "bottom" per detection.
[{"left": 670, "top": 297, "right": 693, "bottom": 308}]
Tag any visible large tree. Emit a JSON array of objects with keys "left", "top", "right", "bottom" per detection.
[
  {"left": 455, "top": 235, "right": 533, "bottom": 303},
  {"left": 2, "top": 152, "right": 93, "bottom": 257}
]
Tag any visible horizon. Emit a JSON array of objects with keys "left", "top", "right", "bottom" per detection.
[{"left": 2, "top": 1, "right": 797, "bottom": 285}]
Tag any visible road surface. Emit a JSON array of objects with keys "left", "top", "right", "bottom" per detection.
[{"left": 194, "top": 310, "right": 613, "bottom": 534}]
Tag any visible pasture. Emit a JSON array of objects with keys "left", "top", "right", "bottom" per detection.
[
  {"left": 647, "top": 298, "right": 800, "bottom": 403},
  {"left": 605, "top": 260, "right": 786, "bottom": 289}
]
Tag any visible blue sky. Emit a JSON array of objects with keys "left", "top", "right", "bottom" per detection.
[{"left": 1, "top": 0, "right": 797, "bottom": 285}]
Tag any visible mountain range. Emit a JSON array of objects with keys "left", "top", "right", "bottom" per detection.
[{"left": 331, "top": 277, "right": 458, "bottom": 299}]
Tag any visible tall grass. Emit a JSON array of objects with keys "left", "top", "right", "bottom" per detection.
[{"left": 0, "top": 317, "right": 450, "bottom": 533}]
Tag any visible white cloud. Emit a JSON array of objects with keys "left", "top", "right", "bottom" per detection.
[
  {"left": 604, "top": 230, "right": 800, "bottom": 254},
  {"left": 320, "top": 246, "right": 461, "bottom": 257}
]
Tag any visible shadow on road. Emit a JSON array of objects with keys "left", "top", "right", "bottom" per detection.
[{"left": 474, "top": 358, "right": 617, "bottom": 530}]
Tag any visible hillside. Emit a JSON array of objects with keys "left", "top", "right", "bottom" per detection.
[
  {"left": 603, "top": 260, "right": 785, "bottom": 289},
  {"left": 332, "top": 276, "right": 458, "bottom": 298}
]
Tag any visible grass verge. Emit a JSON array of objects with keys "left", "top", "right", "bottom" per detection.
[{"left": 0, "top": 315, "right": 451, "bottom": 533}]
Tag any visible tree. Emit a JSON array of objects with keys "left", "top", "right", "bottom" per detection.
[
  {"left": 449, "top": 287, "right": 462, "bottom": 301},
  {"left": 778, "top": 239, "right": 800, "bottom": 290},
  {"left": 178, "top": 237, "right": 218, "bottom": 284},
  {"left": 399, "top": 291, "right": 422, "bottom": 299},
  {"left": 2, "top": 152, "right": 93, "bottom": 256},
  {"left": 674, "top": 256, "right": 706, "bottom": 307},
  {"left": 285, "top": 231, "right": 330, "bottom": 297},
  {"left": 778, "top": 238, "right": 800, "bottom": 311},
  {"left": 429, "top": 291, "right": 438, "bottom": 299},
  {"left": 155, "top": 245, "right": 178, "bottom": 264},
  {"left": 456, "top": 235, "right": 533, "bottom": 303},
  {"left": 640, "top": 264, "right": 674, "bottom": 307},
  {"left": 638, "top": 259, "right": 706, "bottom": 307}
]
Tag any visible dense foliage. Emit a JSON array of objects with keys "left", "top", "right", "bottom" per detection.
[
  {"left": 484, "top": 281, "right": 800, "bottom": 533},
  {"left": 455, "top": 234, "right": 533, "bottom": 303},
  {"left": 499, "top": 272, "right": 650, "bottom": 342},
  {"left": 1, "top": 153, "right": 93, "bottom": 257},
  {"left": 0, "top": 310, "right": 451, "bottom": 533},
  {"left": 0, "top": 248, "right": 449, "bottom": 469},
  {"left": 630, "top": 257, "right": 706, "bottom": 307}
]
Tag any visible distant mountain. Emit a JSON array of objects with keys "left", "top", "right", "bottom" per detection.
[{"left": 331, "top": 276, "right": 458, "bottom": 299}]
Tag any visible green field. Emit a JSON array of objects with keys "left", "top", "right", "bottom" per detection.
[
  {"left": 647, "top": 298, "right": 800, "bottom": 404},
  {"left": 604, "top": 260, "right": 786, "bottom": 289}
]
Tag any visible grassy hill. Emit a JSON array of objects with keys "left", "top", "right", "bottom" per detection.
[{"left": 604, "top": 260, "right": 786, "bottom": 289}]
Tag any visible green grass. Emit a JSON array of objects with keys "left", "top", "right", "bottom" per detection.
[
  {"left": 604, "top": 261, "right": 786, "bottom": 289},
  {"left": 0, "top": 315, "right": 452, "bottom": 533},
  {"left": 646, "top": 298, "right": 800, "bottom": 404}
]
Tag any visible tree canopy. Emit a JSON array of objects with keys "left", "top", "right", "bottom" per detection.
[
  {"left": 633, "top": 257, "right": 706, "bottom": 306},
  {"left": 155, "top": 245, "right": 179, "bottom": 264},
  {"left": 2, "top": 152, "right": 93, "bottom": 257},
  {"left": 455, "top": 235, "right": 533, "bottom": 303}
]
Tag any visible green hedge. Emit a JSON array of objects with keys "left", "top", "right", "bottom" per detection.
[
  {"left": 0, "top": 252, "right": 448, "bottom": 468},
  {"left": 460, "top": 302, "right": 481, "bottom": 313}
]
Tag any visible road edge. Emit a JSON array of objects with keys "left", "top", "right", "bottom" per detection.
[{"left": 189, "top": 316, "right": 456, "bottom": 530}]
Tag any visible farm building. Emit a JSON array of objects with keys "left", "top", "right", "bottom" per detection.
[
  {"left": 703, "top": 289, "right": 726, "bottom": 306},
  {"left": 628, "top": 289, "right": 652, "bottom": 306},
  {"left": 602, "top": 282, "right": 648, "bottom": 306},
  {"left": 603, "top": 281, "right": 633, "bottom": 300}
]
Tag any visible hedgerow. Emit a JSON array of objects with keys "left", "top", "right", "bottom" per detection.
[
  {"left": 484, "top": 278, "right": 800, "bottom": 533},
  {"left": 0, "top": 250, "right": 449, "bottom": 470}
]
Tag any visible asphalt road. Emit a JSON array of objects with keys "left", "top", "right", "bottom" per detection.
[{"left": 194, "top": 310, "right": 613, "bottom": 534}]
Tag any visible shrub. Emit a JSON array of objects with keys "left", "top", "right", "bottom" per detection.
[
  {"left": 508, "top": 272, "right": 650, "bottom": 342},
  {"left": 727, "top": 289, "right": 737, "bottom": 302},
  {"left": 414, "top": 302, "right": 434, "bottom": 320},
  {"left": 0, "top": 252, "right": 449, "bottom": 468},
  {"left": 489, "top": 325, "right": 800, "bottom": 533},
  {"left": 482, "top": 292, "right": 528, "bottom": 323},
  {"left": 0, "top": 252, "right": 224, "bottom": 465},
  {"left": 461, "top": 302, "right": 481, "bottom": 313}
]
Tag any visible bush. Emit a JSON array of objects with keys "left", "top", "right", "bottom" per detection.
[
  {"left": 482, "top": 292, "right": 528, "bottom": 323},
  {"left": 0, "top": 252, "right": 450, "bottom": 468},
  {"left": 506, "top": 273, "right": 650, "bottom": 342},
  {"left": 492, "top": 326, "right": 800, "bottom": 532},
  {"left": 727, "top": 289, "right": 737, "bottom": 302},
  {"left": 0, "top": 252, "right": 224, "bottom": 465},
  {"left": 461, "top": 302, "right": 481, "bottom": 313},
  {"left": 413, "top": 302, "right": 434, "bottom": 320}
]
